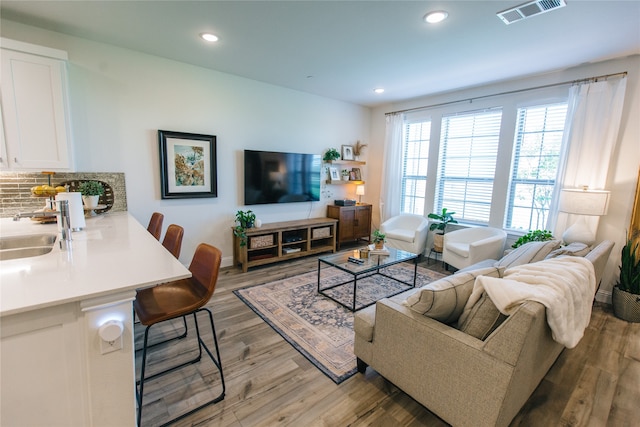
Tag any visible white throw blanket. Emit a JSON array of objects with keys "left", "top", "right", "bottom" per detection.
[{"left": 468, "top": 257, "right": 595, "bottom": 348}]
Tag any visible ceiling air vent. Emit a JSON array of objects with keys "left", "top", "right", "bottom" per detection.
[{"left": 497, "top": 0, "right": 567, "bottom": 25}]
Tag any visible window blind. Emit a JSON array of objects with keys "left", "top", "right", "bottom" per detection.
[
  {"left": 435, "top": 108, "right": 502, "bottom": 223},
  {"left": 505, "top": 103, "right": 568, "bottom": 230},
  {"left": 401, "top": 120, "right": 431, "bottom": 215}
]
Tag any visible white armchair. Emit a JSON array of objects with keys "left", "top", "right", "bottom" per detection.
[
  {"left": 443, "top": 227, "right": 507, "bottom": 270},
  {"left": 380, "top": 214, "right": 429, "bottom": 256}
]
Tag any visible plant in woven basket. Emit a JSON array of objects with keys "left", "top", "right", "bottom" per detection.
[
  {"left": 372, "top": 229, "right": 386, "bottom": 249},
  {"left": 612, "top": 233, "right": 640, "bottom": 322},
  {"left": 233, "top": 210, "right": 256, "bottom": 247},
  {"left": 512, "top": 229, "right": 554, "bottom": 249}
]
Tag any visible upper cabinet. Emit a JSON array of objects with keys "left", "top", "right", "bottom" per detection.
[{"left": 0, "top": 38, "right": 74, "bottom": 171}]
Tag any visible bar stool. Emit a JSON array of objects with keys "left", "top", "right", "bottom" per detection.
[
  {"left": 162, "top": 224, "right": 184, "bottom": 259},
  {"left": 147, "top": 212, "right": 164, "bottom": 240},
  {"left": 134, "top": 243, "right": 225, "bottom": 426}
]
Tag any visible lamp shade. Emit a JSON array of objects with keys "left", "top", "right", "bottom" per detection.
[
  {"left": 558, "top": 189, "right": 610, "bottom": 216},
  {"left": 356, "top": 185, "right": 365, "bottom": 196}
]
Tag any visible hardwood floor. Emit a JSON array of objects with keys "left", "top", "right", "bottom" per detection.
[{"left": 136, "top": 249, "right": 640, "bottom": 426}]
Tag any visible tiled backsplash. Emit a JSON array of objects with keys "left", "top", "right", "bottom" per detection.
[{"left": 0, "top": 172, "right": 127, "bottom": 218}]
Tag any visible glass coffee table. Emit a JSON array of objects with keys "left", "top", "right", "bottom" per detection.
[{"left": 317, "top": 247, "right": 418, "bottom": 311}]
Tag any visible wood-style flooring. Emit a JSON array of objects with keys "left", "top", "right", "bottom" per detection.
[{"left": 135, "top": 247, "right": 640, "bottom": 427}]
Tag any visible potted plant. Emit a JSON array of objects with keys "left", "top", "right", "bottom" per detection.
[
  {"left": 428, "top": 208, "right": 458, "bottom": 252},
  {"left": 233, "top": 210, "right": 256, "bottom": 247},
  {"left": 323, "top": 148, "right": 341, "bottom": 162},
  {"left": 341, "top": 169, "right": 350, "bottom": 181},
  {"left": 372, "top": 229, "right": 386, "bottom": 249},
  {"left": 78, "top": 181, "right": 104, "bottom": 208},
  {"left": 512, "top": 229, "right": 554, "bottom": 248},
  {"left": 612, "top": 233, "right": 640, "bottom": 323}
]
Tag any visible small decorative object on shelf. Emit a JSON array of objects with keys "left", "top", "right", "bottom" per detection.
[
  {"left": 353, "top": 140, "right": 367, "bottom": 160},
  {"left": 341, "top": 145, "right": 354, "bottom": 161},
  {"left": 78, "top": 180, "right": 105, "bottom": 209},
  {"left": 323, "top": 148, "right": 341, "bottom": 162},
  {"left": 233, "top": 209, "right": 256, "bottom": 247},
  {"left": 341, "top": 169, "right": 350, "bottom": 181}
]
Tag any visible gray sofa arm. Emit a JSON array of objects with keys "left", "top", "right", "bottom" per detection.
[{"left": 359, "top": 297, "right": 564, "bottom": 427}]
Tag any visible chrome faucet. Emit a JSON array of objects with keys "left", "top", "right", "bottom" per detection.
[{"left": 13, "top": 200, "right": 73, "bottom": 250}]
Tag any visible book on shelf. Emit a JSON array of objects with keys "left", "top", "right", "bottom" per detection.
[{"left": 283, "top": 247, "right": 302, "bottom": 254}]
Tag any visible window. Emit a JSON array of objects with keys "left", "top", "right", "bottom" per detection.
[
  {"left": 505, "top": 103, "right": 568, "bottom": 230},
  {"left": 401, "top": 120, "right": 431, "bottom": 215},
  {"left": 435, "top": 108, "right": 502, "bottom": 224}
]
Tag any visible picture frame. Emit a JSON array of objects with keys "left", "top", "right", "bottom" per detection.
[
  {"left": 158, "top": 130, "right": 217, "bottom": 199},
  {"left": 341, "top": 144, "right": 354, "bottom": 161},
  {"left": 351, "top": 167, "right": 362, "bottom": 181},
  {"left": 349, "top": 171, "right": 357, "bottom": 181},
  {"left": 329, "top": 166, "right": 340, "bottom": 181}
]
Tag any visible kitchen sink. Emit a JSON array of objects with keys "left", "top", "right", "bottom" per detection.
[{"left": 0, "top": 234, "right": 57, "bottom": 261}]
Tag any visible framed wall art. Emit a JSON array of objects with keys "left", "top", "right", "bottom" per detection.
[
  {"left": 158, "top": 130, "right": 217, "bottom": 199},
  {"left": 341, "top": 144, "right": 354, "bottom": 161},
  {"left": 329, "top": 166, "right": 340, "bottom": 181}
]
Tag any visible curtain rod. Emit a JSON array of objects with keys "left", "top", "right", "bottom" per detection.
[{"left": 385, "top": 71, "right": 627, "bottom": 116}]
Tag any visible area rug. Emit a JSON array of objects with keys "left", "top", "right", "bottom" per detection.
[{"left": 234, "top": 263, "right": 447, "bottom": 384}]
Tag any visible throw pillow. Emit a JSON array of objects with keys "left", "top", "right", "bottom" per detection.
[
  {"left": 496, "top": 240, "right": 561, "bottom": 270},
  {"left": 545, "top": 242, "right": 591, "bottom": 259},
  {"left": 402, "top": 266, "right": 502, "bottom": 323},
  {"left": 457, "top": 292, "right": 508, "bottom": 340}
]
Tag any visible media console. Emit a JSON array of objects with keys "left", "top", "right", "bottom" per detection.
[{"left": 232, "top": 217, "right": 338, "bottom": 272}]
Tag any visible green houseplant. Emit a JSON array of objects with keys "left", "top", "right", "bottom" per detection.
[
  {"left": 78, "top": 181, "right": 104, "bottom": 209},
  {"left": 512, "top": 229, "right": 554, "bottom": 249},
  {"left": 323, "top": 148, "right": 341, "bottom": 162},
  {"left": 428, "top": 208, "right": 457, "bottom": 252},
  {"left": 612, "top": 234, "right": 640, "bottom": 322},
  {"left": 372, "top": 229, "right": 386, "bottom": 249},
  {"left": 233, "top": 210, "right": 256, "bottom": 247}
]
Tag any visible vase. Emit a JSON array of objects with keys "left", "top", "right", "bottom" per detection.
[
  {"left": 82, "top": 195, "right": 100, "bottom": 209},
  {"left": 375, "top": 241, "right": 384, "bottom": 250},
  {"left": 342, "top": 176, "right": 350, "bottom": 181},
  {"left": 612, "top": 286, "right": 640, "bottom": 323}
]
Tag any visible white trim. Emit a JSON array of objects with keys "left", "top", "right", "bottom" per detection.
[{"left": 0, "top": 37, "right": 68, "bottom": 60}]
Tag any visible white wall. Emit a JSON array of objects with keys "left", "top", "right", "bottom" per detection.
[
  {"left": 369, "top": 55, "right": 640, "bottom": 301},
  {"left": 1, "top": 19, "right": 371, "bottom": 267}
]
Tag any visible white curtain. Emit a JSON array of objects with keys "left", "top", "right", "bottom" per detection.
[
  {"left": 549, "top": 76, "right": 627, "bottom": 236},
  {"left": 380, "top": 113, "right": 404, "bottom": 222}
]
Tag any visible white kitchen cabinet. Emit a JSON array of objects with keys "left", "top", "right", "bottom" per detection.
[{"left": 0, "top": 38, "right": 73, "bottom": 170}]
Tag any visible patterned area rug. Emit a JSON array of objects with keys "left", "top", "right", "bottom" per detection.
[{"left": 234, "top": 263, "right": 446, "bottom": 384}]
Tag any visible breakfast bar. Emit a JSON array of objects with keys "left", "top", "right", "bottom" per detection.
[{"left": 0, "top": 212, "right": 190, "bottom": 426}]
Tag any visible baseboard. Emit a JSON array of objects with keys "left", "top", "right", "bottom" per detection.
[
  {"left": 595, "top": 289, "right": 612, "bottom": 304},
  {"left": 221, "top": 255, "right": 234, "bottom": 269}
]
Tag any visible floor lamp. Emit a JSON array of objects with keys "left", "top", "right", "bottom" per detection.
[{"left": 558, "top": 188, "right": 610, "bottom": 245}]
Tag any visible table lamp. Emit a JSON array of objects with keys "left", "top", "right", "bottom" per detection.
[
  {"left": 356, "top": 185, "right": 365, "bottom": 204},
  {"left": 558, "top": 187, "right": 610, "bottom": 245}
]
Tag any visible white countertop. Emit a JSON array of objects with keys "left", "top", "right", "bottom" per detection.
[{"left": 0, "top": 212, "right": 191, "bottom": 317}]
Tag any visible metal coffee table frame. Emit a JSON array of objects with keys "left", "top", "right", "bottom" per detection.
[{"left": 317, "top": 248, "right": 418, "bottom": 311}]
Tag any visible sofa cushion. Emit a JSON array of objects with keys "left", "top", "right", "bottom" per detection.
[
  {"left": 386, "top": 229, "right": 415, "bottom": 243},
  {"left": 402, "top": 266, "right": 503, "bottom": 323},
  {"left": 457, "top": 292, "right": 508, "bottom": 340},
  {"left": 354, "top": 304, "right": 377, "bottom": 342},
  {"left": 447, "top": 242, "right": 470, "bottom": 258},
  {"left": 545, "top": 242, "right": 591, "bottom": 259},
  {"left": 496, "top": 240, "right": 561, "bottom": 270}
]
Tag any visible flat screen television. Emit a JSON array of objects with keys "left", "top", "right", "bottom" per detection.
[{"left": 244, "top": 149, "right": 321, "bottom": 205}]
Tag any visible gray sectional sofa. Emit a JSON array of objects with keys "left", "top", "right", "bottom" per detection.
[{"left": 354, "top": 239, "right": 614, "bottom": 427}]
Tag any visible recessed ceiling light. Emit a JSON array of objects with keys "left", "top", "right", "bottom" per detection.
[
  {"left": 374, "top": 88, "right": 385, "bottom": 94},
  {"left": 424, "top": 10, "right": 449, "bottom": 24},
  {"left": 200, "top": 33, "right": 219, "bottom": 42}
]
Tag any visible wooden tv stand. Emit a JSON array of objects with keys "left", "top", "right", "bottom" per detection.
[{"left": 232, "top": 217, "right": 338, "bottom": 272}]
